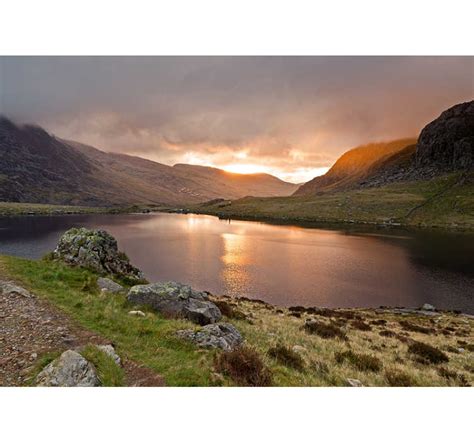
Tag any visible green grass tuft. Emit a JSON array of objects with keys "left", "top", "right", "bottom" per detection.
[{"left": 80, "top": 345, "right": 125, "bottom": 387}]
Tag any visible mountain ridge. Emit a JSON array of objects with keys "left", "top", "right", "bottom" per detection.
[{"left": 0, "top": 117, "right": 298, "bottom": 206}]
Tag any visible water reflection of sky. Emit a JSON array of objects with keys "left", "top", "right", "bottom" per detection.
[{"left": 0, "top": 213, "right": 473, "bottom": 312}]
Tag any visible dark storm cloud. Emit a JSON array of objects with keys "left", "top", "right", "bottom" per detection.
[{"left": 0, "top": 56, "right": 472, "bottom": 182}]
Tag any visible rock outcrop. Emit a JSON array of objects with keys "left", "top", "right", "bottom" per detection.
[
  {"left": 52, "top": 228, "right": 145, "bottom": 283},
  {"left": 176, "top": 323, "right": 243, "bottom": 351},
  {"left": 416, "top": 101, "right": 474, "bottom": 170},
  {"left": 35, "top": 350, "right": 100, "bottom": 387},
  {"left": 127, "top": 281, "right": 222, "bottom": 325}
]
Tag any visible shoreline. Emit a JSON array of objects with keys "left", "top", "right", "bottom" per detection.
[
  {"left": 163, "top": 207, "right": 474, "bottom": 234},
  {"left": 1, "top": 200, "right": 473, "bottom": 234}
]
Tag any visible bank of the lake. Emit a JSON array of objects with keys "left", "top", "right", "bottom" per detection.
[
  {"left": 188, "top": 173, "right": 474, "bottom": 232},
  {"left": 0, "top": 202, "right": 172, "bottom": 217},
  {"left": 1, "top": 254, "right": 473, "bottom": 387}
]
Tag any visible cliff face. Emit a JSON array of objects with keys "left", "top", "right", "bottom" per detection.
[{"left": 416, "top": 101, "right": 474, "bottom": 170}]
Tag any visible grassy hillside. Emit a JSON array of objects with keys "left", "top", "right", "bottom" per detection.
[
  {"left": 192, "top": 172, "right": 474, "bottom": 231},
  {"left": 1, "top": 255, "right": 472, "bottom": 387}
]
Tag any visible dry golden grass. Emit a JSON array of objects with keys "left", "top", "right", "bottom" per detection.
[{"left": 223, "top": 297, "right": 474, "bottom": 387}]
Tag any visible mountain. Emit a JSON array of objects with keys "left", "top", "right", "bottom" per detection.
[
  {"left": 295, "top": 100, "right": 474, "bottom": 196},
  {"left": 294, "top": 138, "right": 417, "bottom": 195},
  {"left": 0, "top": 117, "right": 298, "bottom": 206}
]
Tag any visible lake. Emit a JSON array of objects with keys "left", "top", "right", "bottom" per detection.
[{"left": 0, "top": 213, "right": 473, "bottom": 312}]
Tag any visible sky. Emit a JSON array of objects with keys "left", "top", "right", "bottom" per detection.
[{"left": 0, "top": 56, "right": 472, "bottom": 183}]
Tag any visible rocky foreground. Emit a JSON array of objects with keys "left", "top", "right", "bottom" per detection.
[{"left": 1, "top": 227, "right": 473, "bottom": 387}]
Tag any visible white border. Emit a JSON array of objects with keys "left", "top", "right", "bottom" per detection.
[
  {"left": 1, "top": 388, "right": 473, "bottom": 442},
  {"left": 1, "top": 0, "right": 473, "bottom": 55}
]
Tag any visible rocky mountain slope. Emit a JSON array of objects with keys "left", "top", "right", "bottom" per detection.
[
  {"left": 0, "top": 117, "right": 298, "bottom": 206},
  {"left": 295, "top": 100, "right": 474, "bottom": 196},
  {"left": 294, "top": 138, "right": 417, "bottom": 195}
]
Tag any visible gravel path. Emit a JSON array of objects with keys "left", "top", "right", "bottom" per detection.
[{"left": 0, "top": 278, "right": 164, "bottom": 386}]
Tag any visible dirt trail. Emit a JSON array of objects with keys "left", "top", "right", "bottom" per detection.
[{"left": 0, "top": 270, "right": 164, "bottom": 386}]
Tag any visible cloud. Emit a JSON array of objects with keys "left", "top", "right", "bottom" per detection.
[{"left": 1, "top": 56, "right": 472, "bottom": 182}]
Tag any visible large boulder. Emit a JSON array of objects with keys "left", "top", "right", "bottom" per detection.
[
  {"left": 35, "top": 350, "right": 100, "bottom": 387},
  {"left": 52, "top": 228, "right": 144, "bottom": 283},
  {"left": 127, "top": 281, "right": 222, "bottom": 325},
  {"left": 176, "top": 323, "right": 243, "bottom": 351},
  {"left": 416, "top": 101, "right": 474, "bottom": 170}
]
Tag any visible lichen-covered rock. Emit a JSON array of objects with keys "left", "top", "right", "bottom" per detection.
[
  {"left": 97, "top": 277, "right": 124, "bottom": 294},
  {"left": 127, "top": 281, "right": 222, "bottom": 325},
  {"left": 35, "top": 350, "right": 100, "bottom": 387},
  {"left": 176, "top": 323, "right": 243, "bottom": 351},
  {"left": 52, "top": 228, "right": 144, "bottom": 283}
]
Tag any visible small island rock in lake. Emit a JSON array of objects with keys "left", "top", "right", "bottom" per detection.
[
  {"left": 127, "top": 281, "right": 222, "bottom": 325},
  {"left": 52, "top": 227, "right": 145, "bottom": 283}
]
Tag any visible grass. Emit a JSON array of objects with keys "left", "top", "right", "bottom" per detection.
[
  {"left": 0, "top": 201, "right": 170, "bottom": 217},
  {"left": 267, "top": 344, "right": 305, "bottom": 371},
  {"left": 0, "top": 202, "right": 110, "bottom": 216},
  {"left": 191, "top": 172, "right": 474, "bottom": 231},
  {"left": 384, "top": 368, "right": 415, "bottom": 387},
  {"left": 334, "top": 350, "right": 382, "bottom": 372},
  {"left": 304, "top": 320, "right": 347, "bottom": 340},
  {"left": 408, "top": 341, "right": 449, "bottom": 365},
  {"left": 80, "top": 345, "right": 125, "bottom": 387},
  {"left": 214, "top": 346, "right": 273, "bottom": 386},
  {"left": 1, "top": 254, "right": 473, "bottom": 387}
]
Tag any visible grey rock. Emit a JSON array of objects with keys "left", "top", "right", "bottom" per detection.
[
  {"left": 97, "top": 277, "right": 124, "bottom": 294},
  {"left": 176, "top": 323, "right": 243, "bottom": 351},
  {"left": 347, "top": 378, "right": 364, "bottom": 387},
  {"left": 52, "top": 228, "right": 144, "bottom": 283},
  {"left": 127, "top": 281, "right": 222, "bottom": 325},
  {"left": 97, "top": 344, "right": 121, "bottom": 366},
  {"left": 35, "top": 350, "right": 100, "bottom": 387},
  {"left": 0, "top": 281, "right": 32, "bottom": 298},
  {"left": 421, "top": 303, "right": 436, "bottom": 312}
]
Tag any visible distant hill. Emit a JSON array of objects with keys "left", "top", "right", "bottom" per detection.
[
  {"left": 0, "top": 117, "right": 298, "bottom": 206},
  {"left": 294, "top": 138, "right": 417, "bottom": 195}
]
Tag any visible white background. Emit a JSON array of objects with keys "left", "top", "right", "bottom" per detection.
[{"left": 1, "top": 1, "right": 473, "bottom": 442}]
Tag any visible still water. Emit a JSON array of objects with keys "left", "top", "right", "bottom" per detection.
[{"left": 0, "top": 213, "right": 473, "bottom": 312}]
